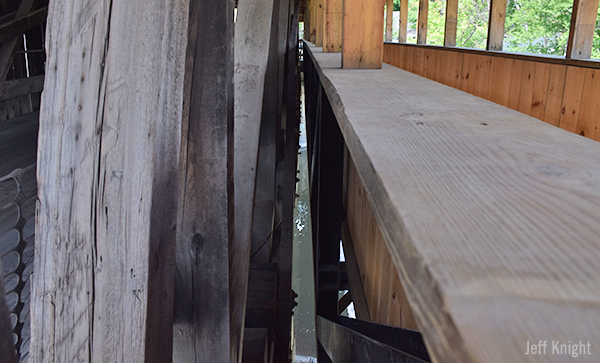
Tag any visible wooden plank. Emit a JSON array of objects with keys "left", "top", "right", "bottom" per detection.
[
  {"left": 566, "top": 0, "right": 600, "bottom": 59},
  {"left": 323, "top": 0, "right": 342, "bottom": 52},
  {"left": 398, "top": 0, "right": 408, "bottom": 42},
  {"left": 318, "top": 316, "right": 428, "bottom": 363},
  {"left": 576, "top": 68, "right": 600, "bottom": 139},
  {"left": 486, "top": 0, "right": 507, "bottom": 50},
  {"left": 307, "top": 46, "right": 600, "bottom": 363},
  {"left": 0, "top": 0, "right": 35, "bottom": 81},
  {"left": 32, "top": 0, "right": 192, "bottom": 361},
  {"left": 517, "top": 61, "right": 535, "bottom": 115},
  {"left": 529, "top": 62, "right": 551, "bottom": 120},
  {"left": 0, "top": 6, "right": 47, "bottom": 44},
  {"left": 173, "top": 0, "right": 234, "bottom": 362},
  {"left": 490, "top": 56, "right": 511, "bottom": 107},
  {"left": 316, "top": 0, "right": 324, "bottom": 46},
  {"left": 230, "top": 0, "right": 275, "bottom": 361},
  {"left": 385, "top": 0, "right": 393, "bottom": 41},
  {"left": 558, "top": 66, "right": 586, "bottom": 132},
  {"left": 507, "top": 59, "right": 523, "bottom": 110},
  {"left": 0, "top": 74, "right": 43, "bottom": 101},
  {"left": 444, "top": 0, "right": 458, "bottom": 47},
  {"left": 341, "top": 0, "right": 385, "bottom": 69},
  {"left": 543, "top": 64, "right": 567, "bottom": 127},
  {"left": 416, "top": 0, "right": 427, "bottom": 44}
]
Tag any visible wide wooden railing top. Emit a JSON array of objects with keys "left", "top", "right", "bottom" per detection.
[{"left": 305, "top": 41, "right": 600, "bottom": 363}]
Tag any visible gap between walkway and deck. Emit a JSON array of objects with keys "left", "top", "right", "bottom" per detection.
[{"left": 305, "top": 41, "right": 600, "bottom": 363}]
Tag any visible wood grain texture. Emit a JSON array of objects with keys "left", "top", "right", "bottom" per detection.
[
  {"left": 33, "top": 0, "right": 189, "bottom": 361},
  {"left": 315, "top": 0, "right": 323, "bottom": 46},
  {"left": 566, "top": 0, "right": 600, "bottom": 59},
  {"left": 416, "top": 0, "right": 427, "bottom": 44},
  {"left": 323, "top": 0, "right": 342, "bottom": 52},
  {"left": 345, "top": 157, "right": 416, "bottom": 329},
  {"left": 382, "top": 43, "right": 600, "bottom": 142},
  {"left": 486, "top": 0, "right": 507, "bottom": 51},
  {"left": 385, "top": 0, "right": 393, "bottom": 41},
  {"left": 341, "top": 0, "right": 385, "bottom": 69},
  {"left": 231, "top": 0, "right": 274, "bottom": 360},
  {"left": 398, "top": 0, "right": 407, "bottom": 43},
  {"left": 576, "top": 68, "right": 600, "bottom": 139},
  {"left": 543, "top": 64, "right": 567, "bottom": 127},
  {"left": 0, "top": 74, "right": 43, "bottom": 101},
  {"left": 444, "top": 0, "right": 458, "bottom": 47},
  {"left": 173, "top": 0, "right": 234, "bottom": 362},
  {"left": 558, "top": 66, "right": 585, "bottom": 133},
  {"left": 308, "top": 44, "right": 600, "bottom": 363}
]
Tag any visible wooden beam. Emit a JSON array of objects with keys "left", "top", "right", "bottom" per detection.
[
  {"left": 0, "top": 0, "right": 36, "bottom": 81},
  {"left": 566, "top": 0, "right": 600, "bottom": 59},
  {"left": 417, "top": 0, "right": 427, "bottom": 44},
  {"left": 32, "top": 0, "right": 190, "bottom": 361},
  {"left": 0, "top": 6, "right": 46, "bottom": 44},
  {"left": 486, "top": 0, "right": 507, "bottom": 50},
  {"left": 385, "top": 0, "right": 393, "bottom": 41},
  {"left": 173, "top": 0, "right": 234, "bottom": 362},
  {"left": 341, "top": 0, "right": 385, "bottom": 68},
  {"left": 399, "top": 0, "right": 408, "bottom": 42},
  {"left": 305, "top": 0, "right": 311, "bottom": 39},
  {"left": 307, "top": 45, "right": 600, "bottom": 363},
  {"left": 0, "top": 259, "right": 17, "bottom": 363},
  {"left": 323, "top": 0, "right": 342, "bottom": 52},
  {"left": 316, "top": 0, "right": 324, "bottom": 46},
  {"left": 231, "top": 0, "right": 274, "bottom": 361},
  {"left": 444, "top": 0, "right": 458, "bottom": 46},
  {"left": 0, "top": 74, "right": 42, "bottom": 101},
  {"left": 310, "top": 0, "right": 317, "bottom": 42},
  {"left": 318, "top": 316, "right": 427, "bottom": 363}
]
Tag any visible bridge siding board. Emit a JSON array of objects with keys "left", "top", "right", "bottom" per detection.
[
  {"left": 307, "top": 43, "right": 600, "bottom": 363},
  {"left": 383, "top": 43, "right": 600, "bottom": 142}
]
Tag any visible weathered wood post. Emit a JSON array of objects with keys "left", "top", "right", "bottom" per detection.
[
  {"left": 342, "top": 0, "right": 386, "bottom": 68},
  {"left": 173, "top": 0, "right": 234, "bottom": 362},
  {"left": 32, "top": 0, "right": 190, "bottom": 361},
  {"left": 323, "top": 0, "right": 342, "bottom": 52}
]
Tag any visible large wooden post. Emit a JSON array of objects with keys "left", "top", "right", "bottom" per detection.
[
  {"left": 417, "top": 0, "right": 428, "bottom": 44},
  {"left": 385, "top": 0, "right": 393, "bottom": 41},
  {"left": 566, "top": 0, "right": 600, "bottom": 59},
  {"left": 342, "top": 0, "right": 386, "bottom": 68},
  {"left": 444, "top": 0, "right": 458, "bottom": 46},
  {"left": 231, "top": 0, "right": 274, "bottom": 361},
  {"left": 323, "top": 0, "right": 343, "bottom": 52},
  {"left": 316, "top": 0, "right": 324, "bottom": 46},
  {"left": 399, "top": 0, "right": 408, "bottom": 42},
  {"left": 32, "top": 0, "right": 191, "bottom": 361},
  {"left": 173, "top": 0, "right": 234, "bottom": 362},
  {"left": 487, "top": 0, "right": 508, "bottom": 50}
]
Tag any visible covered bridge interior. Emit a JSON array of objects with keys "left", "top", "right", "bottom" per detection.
[{"left": 1, "top": 0, "right": 600, "bottom": 362}]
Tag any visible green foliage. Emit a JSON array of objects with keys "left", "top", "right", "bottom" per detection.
[
  {"left": 504, "top": 0, "right": 572, "bottom": 56},
  {"left": 393, "top": 0, "right": 600, "bottom": 59},
  {"left": 456, "top": 0, "right": 489, "bottom": 49}
]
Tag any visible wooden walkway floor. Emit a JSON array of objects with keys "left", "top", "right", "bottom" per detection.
[
  {"left": 306, "top": 43, "right": 600, "bottom": 363},
  {"left": 1, "top": 111, "right": 38, "bottom": 363}
]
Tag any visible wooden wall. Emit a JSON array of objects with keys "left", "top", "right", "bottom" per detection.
[
  {"left": 384, "top": 43, "right": 600, "bottom": 142},
  {"left": 344, "top": 154, "right": 417, "bottom": 330}
]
